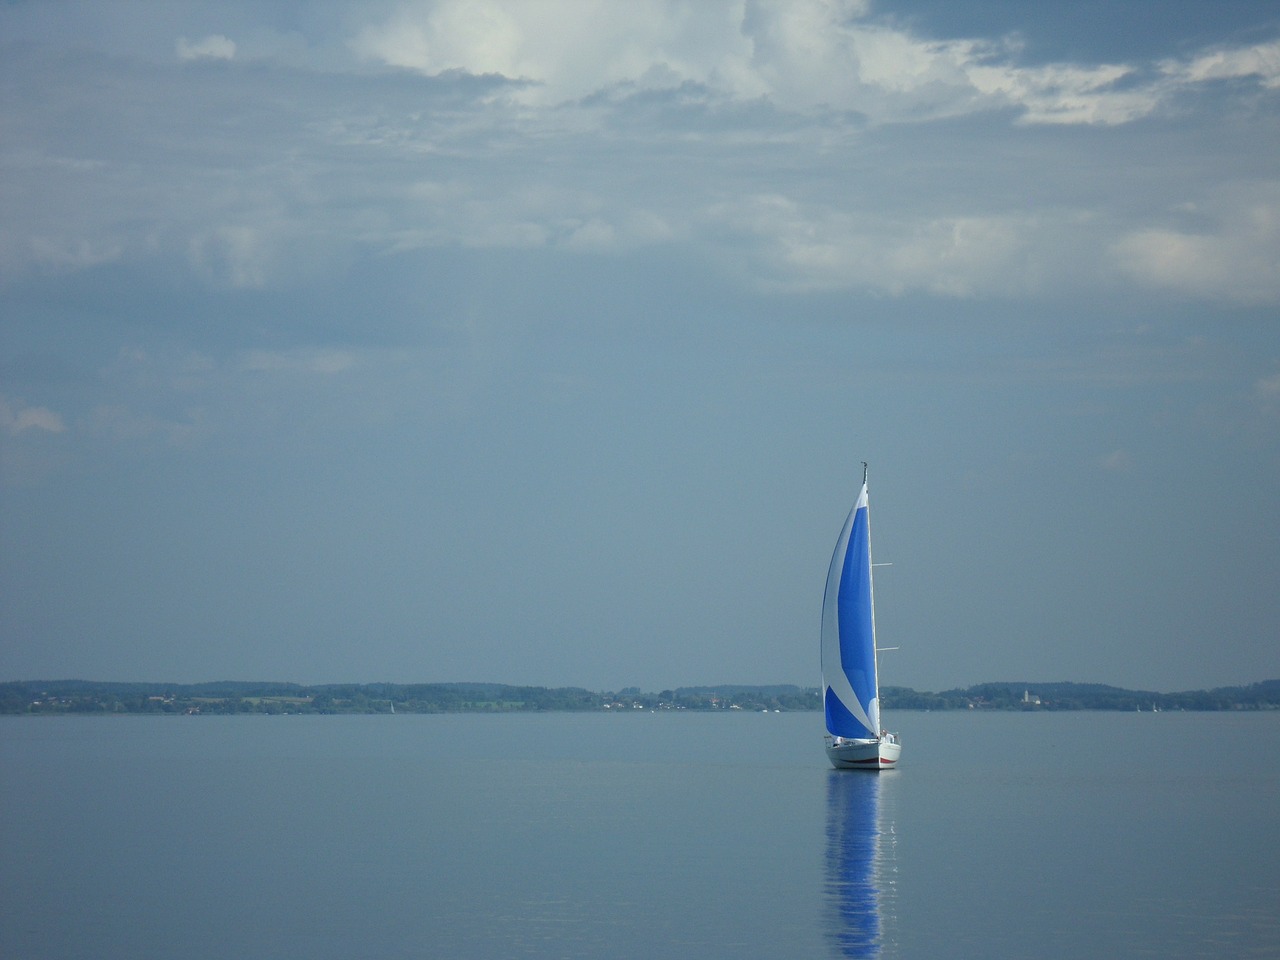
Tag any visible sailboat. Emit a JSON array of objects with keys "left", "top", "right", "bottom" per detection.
[{"left": 822, "top": 463, "right": 901, "bottom": 770}]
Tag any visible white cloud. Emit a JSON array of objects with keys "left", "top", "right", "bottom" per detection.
[
  {"left": 27, "top": 236, "right": 124, "bottom": 272},
  {"left": 177, "top": 34, "right": 236, "bottom": 61},
  {"left": 352, "top": 0, "right": 754, "bottom": 105},
  {"left": 965, "top": 61, "right": 1157, "bottom": 126},
  {"left": 188, "top": 226, "right": 272, "bottom": 289},
  {"left": 1167, "top": 40, "right": 1280, "bottom": 88},
  {"left": 4, "top": 1, "right": 1278, "bottom": 306},
  {"left": 709, "top": 194, "right": 1038, "bottom": 296},
  {"left": 740, "top": 0, "right": 869, "bottom": 105},
  {"left": 390, "top": 180, "right": 673, "bottom": 255},
  {"left": 349, "top": 1, "right": 1278, "bottom": 125},
  {"left": 1, "top": 398, "right": 66, "bottom": 435},
  {"left": 0, "top": 399, "right": 69, "bottom": 484},
  {"left": 560, "top": 217, "right": 616, "bottom": 251},
  {"left": 1113, "top": 184, "right": 1280, "bottom": 304},
  {"left": 885, "top": 216, "right": 1027, "bottom": 296}
]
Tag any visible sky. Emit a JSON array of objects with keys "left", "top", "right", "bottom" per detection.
[{"left": 2, "top": 0, "right": 1278, "bottom": 694}]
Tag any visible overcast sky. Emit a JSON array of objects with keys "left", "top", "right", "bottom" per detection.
[{"left": 2, "top": 0, "right": 1278, "bottom": 693}]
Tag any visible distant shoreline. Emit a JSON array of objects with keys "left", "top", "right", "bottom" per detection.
[{"left": 2, "top": 679, "right": 1277, "bottom": 715}]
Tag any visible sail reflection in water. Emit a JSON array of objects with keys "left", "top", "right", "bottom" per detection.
[{"left": 824, "top": 771, "right": 897, "bottom": 958}]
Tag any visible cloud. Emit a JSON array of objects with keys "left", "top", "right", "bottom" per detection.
[
  {"left": 965, "top": 60, "right": 1156, "bottom": 126},
  {"left": 351, "top": 0, "right": 762, "bottom": 105},
  {"left": 27, "top": 236, "right": 124, "bottom": 273},
  {"left": 188, "top": 226, "right": 273, "bottom": 289},
  {"left": 177, "top": 35, "right": 236, "bottom": 61},
  {"left": 349, "top": 1, "right": 1278, "bottom": 125},
  {"left": 1, "top": 398, "right": 66, "bottom": 435},
  {"left": 1166, "top": 40, "right": 1280, "bottom": 88},
  {"left": 0, "top": 399, "right": 68, "bottom": 485},
  {"left": 184, "top": 212, "right": 365, "bottom": 294},
  {"left": 3, "top": 1, "right": 1278, "bottom": 308},
  {"left": 349, "top": 0, "right": 945, "bottom": 112},
  {"left": 708, "top": 194, "right": 1042, "bottom": 295},
  {"left": 1113, "top": 183, "right": 1280, "bottom": 304},
  {"left": 379, "top": 178, "right": 675, "bottom": 256}
]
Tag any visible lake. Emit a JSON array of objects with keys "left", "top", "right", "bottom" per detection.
[{"left": 2, "top": 710, "right": 1277, "bottom": 959}]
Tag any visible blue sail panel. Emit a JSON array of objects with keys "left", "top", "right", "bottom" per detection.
[
  {"left": 825, "top": 686, "right": 870, "bottom": 739},
  {"left": 839, "top": 502, "right": 878, "bottom": 728},
  {"left": 821, "top": 483, "right": 880, "bottom": 740}
]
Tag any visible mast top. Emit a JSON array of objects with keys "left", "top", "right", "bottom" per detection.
[{"left": 862, "top": 461, "right": 868, "bottom": 485}]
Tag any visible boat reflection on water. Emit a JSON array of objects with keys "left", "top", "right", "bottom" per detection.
[{"left": 824, "top": 771, "right": 897, "bottom": 958}]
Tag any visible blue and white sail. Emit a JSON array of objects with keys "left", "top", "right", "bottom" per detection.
[{"left": 821, "top": 477, "right": 882, "bottom": 741}]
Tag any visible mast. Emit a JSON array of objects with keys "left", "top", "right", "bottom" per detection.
[{"left": 863, "top": 462, "right": 882, "bottom": 737}]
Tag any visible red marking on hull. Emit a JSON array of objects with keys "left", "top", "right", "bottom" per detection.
[{"left": 843, "top": 756, "right": 895, "bottom": 766}]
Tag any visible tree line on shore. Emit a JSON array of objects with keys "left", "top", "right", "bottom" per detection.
[{"left": 2, "top": 679, "right": 1277, "bottom": 715}]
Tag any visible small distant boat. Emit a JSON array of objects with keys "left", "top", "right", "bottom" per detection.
[{"left": 822, "top": 463, "right": 901, "bottom": 770}]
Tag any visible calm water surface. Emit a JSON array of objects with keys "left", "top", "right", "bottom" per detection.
[{"left": 2, "top": 711, "right": 1277, "bottom": 959}]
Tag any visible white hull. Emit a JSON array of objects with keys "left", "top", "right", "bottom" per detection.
[{"left": 825, "top": 736, "right": 901, "bottom": 770}]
